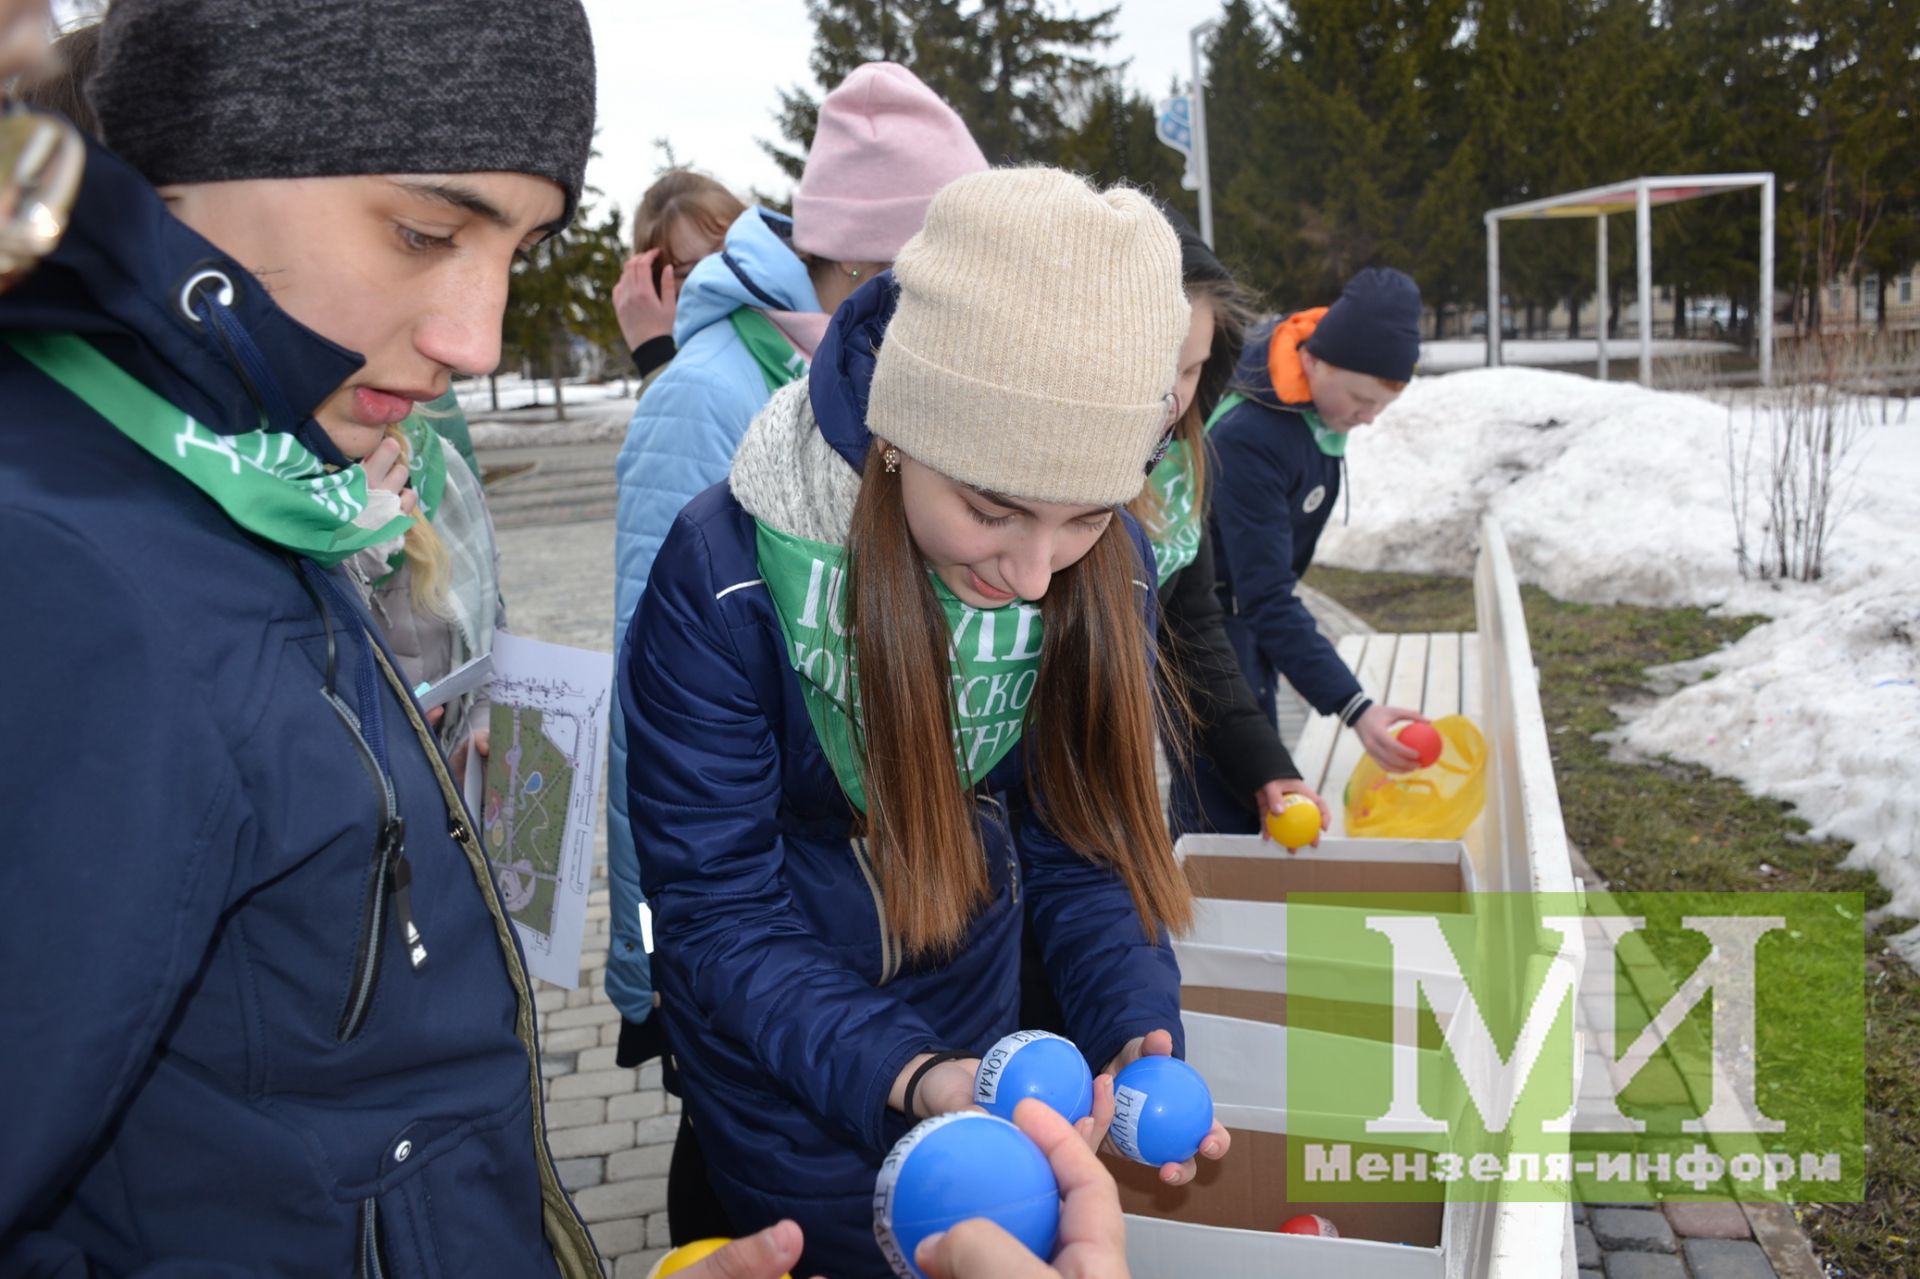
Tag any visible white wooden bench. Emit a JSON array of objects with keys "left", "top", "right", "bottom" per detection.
[
  {"left": 1123, "top": 518, "right": 1583, "bottom": 1278},
  {"left": 1291, "top": 516, "right": 1577, "bottom": 897},
  {"left": 1291, "top": 515, "right": 1581, "bottom": 1277}
]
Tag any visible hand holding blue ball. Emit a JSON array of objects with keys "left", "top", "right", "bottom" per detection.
[
  {"left": 973, "top": 1030, "right": 1094, "bottom": 1125},
  {"left": 874, "top": 1112, "right": 1060, "bottom": 1279},
  {"left": 1108, "top": 1055, "right": 1215, "bottom": 1167}
]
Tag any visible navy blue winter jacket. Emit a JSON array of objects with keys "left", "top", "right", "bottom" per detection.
[
  {"left": 1207, "top": 325, "right": 1370, "bottom": 724},
  {"left": 0, "top": 140, "right": 596, "bottom": 1277},
  {"left": 619, "top": 277, "right": 1185, "bottom": 1278}
]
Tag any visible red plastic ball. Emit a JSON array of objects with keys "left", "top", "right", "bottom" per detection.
[
  {"left": 1278, "top": 1213, "right": 1340, "bottom": 1237},
  {"left": 1397, "top": 721, "right": 1443, "bottom": 769}
]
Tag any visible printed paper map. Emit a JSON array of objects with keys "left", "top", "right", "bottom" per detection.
[{"left": 469, "top": 632, "right": 611, "bottom": 988}]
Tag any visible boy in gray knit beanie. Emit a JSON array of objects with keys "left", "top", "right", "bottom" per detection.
[{"left": 90, "top": 0, "right": 597, "bottom": 222}]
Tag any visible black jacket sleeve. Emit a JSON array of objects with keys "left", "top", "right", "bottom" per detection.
[
  {"left": 630, "top": 334, "right": 676, "bottom": 379},
  {"left": 1161, "top": 529, "right": 1301, "bottom": 807},
  {"left": 1209, "top": 406, "right": 1369, "bottom": 721}
]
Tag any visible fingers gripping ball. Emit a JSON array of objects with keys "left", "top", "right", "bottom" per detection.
[
  {"left": 1264, "top": 794, "right": 1321, "bottom": 850},
  {"left": 1279, "top": 1214, "right": 1341, "bottom": 1237},
  {"left": 874, "top": 1112, "right": 1061, "bottom": 1279},
  {"left": 649, "top": 1239, "right": 792, "bottom": 1279},
  {"left": 974, "top": 1030, "right": 1095, "bottom": 1124},
  {"left": 1397, "top": 720, "right": 1444, "bottom": 769},
  {"left": 1109, "top": 1056, "right": 1214, "bottom": 1166}
]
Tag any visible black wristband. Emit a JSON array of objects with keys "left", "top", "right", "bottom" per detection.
[
  {"left": 630, "top": 334, "right": 676, "bottom": 379},
  {"left": 902, "top": 1050, "right": 972, "bottom": 1119}
]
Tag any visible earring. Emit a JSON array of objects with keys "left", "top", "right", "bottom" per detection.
[
  {"left": 883, "top": 447, "right": 900, "bottom": 474},
  {"left": 846, "top": 265, "right": 862, "bottom": 281}
]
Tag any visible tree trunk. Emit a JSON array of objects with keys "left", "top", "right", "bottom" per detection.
[
  {"left": 489, "top": 373, "right": 499, "bottom": 411},
  {"left": 1878, "top": 274, "right": 1889, "bottom": 332},
  {"left": 1674, "top": 283, "right": 1687, "bottom": 339},
  {"left": 549, "top": 325, "right": 568, "bottom": 422},
  {"left": 1567, "top": 297, "right": 1581, "bottom": 340}
]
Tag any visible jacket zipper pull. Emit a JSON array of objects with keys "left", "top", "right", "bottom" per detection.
[{"left": 383, "top": 819, "right": 428, "bottom": 970}]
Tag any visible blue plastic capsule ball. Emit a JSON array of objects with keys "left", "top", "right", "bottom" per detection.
[
  {"left": 1109, "top": 1055, "right": 1214, "bottom": 1167},
  {"left": 873, "top": 1112, "right": 1060, "bottom": 1279},
  {"left": 973, "top": 1030, "right": 1094, "bottom": 1125}
]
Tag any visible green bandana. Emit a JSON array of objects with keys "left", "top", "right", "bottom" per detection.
[
  {"left": 755, "top": 520, "right": 1044, "bottom": 812},
  {"left": 6, "top": 330, "right": 415, "bottom": 565},
  {"left": 1141, "top": 392, "right": 1260, "bottom": 580},
  {"left": 1304, "top": 406, "right": 1348, "bottom": 458},
  {"left": 728, "top": 308, "right": 809, "bottom": 394}
]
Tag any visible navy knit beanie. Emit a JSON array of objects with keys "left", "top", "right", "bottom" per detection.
[
  {"left": 1303, "top": 267, "right": 1423, "bottom": 383},
  {"left": 90, "top": 0, "right": 597, "bottom": 225}
]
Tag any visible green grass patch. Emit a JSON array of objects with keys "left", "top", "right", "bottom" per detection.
[{"left": 1306, "top": 564, "right": 1920, "bottom": 1277}]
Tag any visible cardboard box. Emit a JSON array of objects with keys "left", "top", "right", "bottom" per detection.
[
  {"left": 1112, "top": 1011, "right": 1453, "bottom": 1278},
  {"left": 1119, "top": 835, "right": 1576, "bottom": 1277},
  {"left": 1175, "top": 837, "right": 1475, "bottom": 1040}
]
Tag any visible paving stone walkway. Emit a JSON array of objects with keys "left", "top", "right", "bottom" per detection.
[{"left": 489, "top": 453, "right": 1824, "bottom": 1279}]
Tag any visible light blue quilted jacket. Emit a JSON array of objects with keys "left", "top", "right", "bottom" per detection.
[{"left": 606, "top": 206, "right": 821, "bottom": 1026}]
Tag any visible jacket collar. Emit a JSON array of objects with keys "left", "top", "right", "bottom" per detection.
[
  {"left": 1, "top": 136, "right": 366, "bottom": 455},
  {"left": 673, "top": 207, "right": 823, "bottom": 347},
  {"left": 807, "top": 271, "right": 899, "bottom": 473}
]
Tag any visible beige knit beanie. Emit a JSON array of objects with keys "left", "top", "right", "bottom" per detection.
[{"left": 867, "top": 167, "right": 1190, "bottom": 507}]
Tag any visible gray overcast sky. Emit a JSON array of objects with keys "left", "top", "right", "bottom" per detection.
[{"left": 582, "top": 0, "right": 1222, "bottom": 224}]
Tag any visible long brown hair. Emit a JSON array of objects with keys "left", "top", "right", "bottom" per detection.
[{"left": 845, "top": 442, "right": 1192, "bottom": 959}]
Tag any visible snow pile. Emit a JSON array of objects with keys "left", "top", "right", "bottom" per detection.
[
  {"left": 1315, "top": 366, "right": 1920, "bottom": 930},
  {"left": 1320, "top": 367, "right": 1914, "bottom": 616},
  {"left": 1611, "top": 581, "right": 1920, "bottom": 926}
]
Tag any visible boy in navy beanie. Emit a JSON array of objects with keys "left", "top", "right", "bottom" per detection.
[{"left": 1168, "top": 266, "right": 1432, "bottom": 837}]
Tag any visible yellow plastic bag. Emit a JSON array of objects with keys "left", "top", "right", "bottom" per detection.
[{"left": 1343, "top": 714, "right": 1488, "bottom": 840}]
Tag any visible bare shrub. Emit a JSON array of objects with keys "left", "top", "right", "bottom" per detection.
[{"left": 1725, "top": 334, "right": 1886, "bottom": 583}]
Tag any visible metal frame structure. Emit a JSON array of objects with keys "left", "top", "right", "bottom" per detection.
[{"left": 1485, "top": 174, "right": 1775, "bottom": 385}]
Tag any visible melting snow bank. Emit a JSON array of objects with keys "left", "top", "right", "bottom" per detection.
[
  {"left": 1611, "top": 581, "right": 1920, "bottom": 954},
  {"left": 1313, "top": 367, "right": 1920, "bottom": 945}
]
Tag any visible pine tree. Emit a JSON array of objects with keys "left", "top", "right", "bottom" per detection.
[
  {"left": 1253, "top": 0, "right": 1468, "bottom": 305},
  {"left": 1195, "top": 0, "right": 1284, "bottom": 299},
  {"left": 503, "top": 206, "right": 628, "bottom": 420},
  {"left": 762, "top": 0, "right": 924, "bottom": 181},
  {"left": 937, "top": 0, "right": 1120, "bottom": 163},
  {"left": 767, "top": 0, "right": 1124, "bottom": 183},
  {"left": 1050, "top": 76, "right": 1191, "bottom": 213}
]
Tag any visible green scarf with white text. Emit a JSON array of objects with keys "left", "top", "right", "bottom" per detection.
[
  {"left": 6, "top": 330, "right": 420, "bottom": 565},
  {"left": 754, "top": 519, "right": 1044, "bottom": 812}
]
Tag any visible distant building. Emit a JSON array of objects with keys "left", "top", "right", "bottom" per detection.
[{"left": 1427, "top": 264, "right": 1919, "bottom": 342}]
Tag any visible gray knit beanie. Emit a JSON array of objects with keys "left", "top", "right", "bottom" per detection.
[
  {"left": 90, "top": 0, "right": 597, "bottom": 224},
  {"left": 869, "top": 167, "right": 1189, "bottom": 508}
]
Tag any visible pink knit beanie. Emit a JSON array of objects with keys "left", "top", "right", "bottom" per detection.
[{"left": 791, "top": 62, "right": 987, "bottom": 265}]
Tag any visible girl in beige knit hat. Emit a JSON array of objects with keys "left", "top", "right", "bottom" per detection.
[{"left": 620, "top": 166, "right": 1230, "bottom": 1277}]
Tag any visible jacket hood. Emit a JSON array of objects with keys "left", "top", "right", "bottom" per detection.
[
  {"left": 1230, "top": 313, "right": 1320, "bottom": 412},
  {"left": 674, "top": 207, "right": 823, "bottom": 347},
  {"left": 727, "top": 272, "right": 900, "bottom": 545},
  {"left": 1, "top": 135, "right": 365, "bottom": 462},
  {"left": 807, "top": 271, "right": 899, "bottom": 472}
]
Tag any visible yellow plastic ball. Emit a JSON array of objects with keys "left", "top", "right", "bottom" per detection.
[
  {"left": 650, "top": 1238, "right": 791, "bottom": 1279},
  {"left": 1264, "top": 794, "right": 1321, "bottom": 849}
]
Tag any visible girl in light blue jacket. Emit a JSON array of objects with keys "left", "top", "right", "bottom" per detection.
[{"left": 607, "top": 61, "right": 986, "bottom": 1062}]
